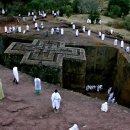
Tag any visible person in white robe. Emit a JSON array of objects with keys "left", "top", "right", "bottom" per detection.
[
  {"left": 69, "top": 124, "right": 79, "bottom": 130},
  {"left": 56, "top": 10, "right": 60, "bottom": 16},
  {"left": 31, "top": 11, "right": 34, "bottom": 16},
  {"left": 76, "top": 29, "right": 79, "bottom": 37},
  {"left": 44, "top": 13, "right": 46, "bottom": 18},
  {"left": 33, "top": 17, "right": 35, "bottom": 23},
  {"left": 23, "top": 30, "right": 26, "bottom": 34},
  {"left": 12, "top": 26, "right": 15, "bottom": 33},
  {"left": 121, "top": 40, "right": 124, "bottom": 48},
  {"left": 52, "top": 10, "right": 54, "bottom": 15},
  {"left": 34, "top": 78, "right": 41, "bottom": 95},
  {"left": 34, "top": 15, "right": 37, "bottom": 20},
  {"left": 107, "top": 87, "right": 112, "bottom": 95},
  {"left": 18, "top": 26, "right": 21, "bottom": 33},
  {"left": 40, "top": 22, "right": 44, "bottom": 29},
  {"left": 101, "top": 102, "right": 108, "bottom": 112},
  {"left": 111, "top": 97, "right": 115, "bottom": 103},
  {"left": 56, "top": 27, "right": 60, "bottom": 34},
  {"left": 28, "top": 12, "right": 30, "bottom": 16},
  {"left": 37, "top": 27, "right": 40, "bottom": 32},
  {"left": 72, "top": 24, "right": 75, "bottom": 30},
  {"left": 9, "top": 26, "right": 12, "bottom": 33},
  {"left": 54, "top": 12, "right": 57, "bottom": 17},
  {"left": 4, "top": 26, "right": 7, "bottom": 33},
  {"left": 87, "top": 29, "right": 91, "bottom": 36},
  {"left": 110, "top": 29, "right": 113, "bottom": 35},
  {"left": 13, "top": 66, "right": 19, "bottom": 84},
  {"left": 101, "top": 33, "right": 105, "bottom": 41},
  {"left": 51, "top": 28, "right": 54, "bottom": 35},
  {"left": 108, "top": 92, "right": 114, "bottom": 102},
  {"left": 26, "top": 24, "right": 29, "bottom": 32},
  {"left": 22, "top": 17, "right": 26, "bottom": 23},
  {"left": 99, "top": 31, "right": 102, "bottom": 38},
  {"left": 61, "top": 28, "right": 64, "bottom": 35},
  {"left": 126, "top": 46, "right": 130, "bottom": 53},
  {"left": 82, "top": 26, "right": 85, "bottom": 33},
  {"left": 51, "top": 89, "right": 61, "bottom": 113},
  {"left": 39, "top": 10, "right": 41, "bottom": 16},
  {"left": 114, "top": 39, "right": 118, "bottom": 46},
  {"left": 34, "top": 22, "right": 38, "bottom": 29},
  {"left": 2, "top": 9, "right": 5, "bottom": 15},
  {"left": 99, "top": 19, "right": 102, "bottom": 24},
  {"left": 97, "top": 85, "right": 103, "bottom": 92},
  {"left": 0, "top": 79, "right": 5, "bottom": 100},
  {"left": 87, "top": 19, "right": 90, "bottom": 24}
]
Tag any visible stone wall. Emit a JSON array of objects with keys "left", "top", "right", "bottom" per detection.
[
  {"left": 3, "top": 39, "right": 86, "bottom": 87},
  {"left": 84, "top": 45, "right": 118, "bottom": 87},
  {"left": 63, "top": 58, "right": 86, "bottom": 90},
  {"left": 68, "top": 44, "right": 118, "bottom": 88},
  {"left": 113, "top": 52, "right": 130, "bottom": 107}
]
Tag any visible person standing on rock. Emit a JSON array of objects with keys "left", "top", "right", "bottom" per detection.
[
  {"left": 0, "top": 79, "right": 5, "bottom": 100},
  {"left": 13, "top": 66, "right": 19, "bottom": 84},
  {"left": 51, "top": 89, "right": 61, "bottom": 113},
  {"left": 34, "top": 78, "right": 41, "bottom": 95}
]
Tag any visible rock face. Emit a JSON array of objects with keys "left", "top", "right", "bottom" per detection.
[
  {"left": 113, "top": 52, "right": 130, "bottom": 107},
  {"left": 83, "top": 45, "right": 118, "bottom": 86},
  {"left": 4, "top": 39, "right": 86, "bottom": 89},
  {"left": 1, "top": 37, "right": 130, "bottom": 107}
]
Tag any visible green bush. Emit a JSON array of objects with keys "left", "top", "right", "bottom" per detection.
[
  {"left": 108, "top": 5, "right": 121, "bottom": 18},
  {"left": 89, "top": 11, "right": 100, "bottom": 24},
  {"left": 65, "top": 5, "right": 73, "bottom": 18},
  {"left": 124, "top": 16, "right": 130, "bottom": 31}
]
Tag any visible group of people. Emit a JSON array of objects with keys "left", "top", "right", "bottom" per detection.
[
  {"left": 100, "top": 87, "right": 116, "bottom": 113},
  {"left": 71, "top": 20, "right": 130, "bottom": 53},
  {"left": 0, "top": 65, "right": 63, "bottom": 114},
  {"left": 86, "top": 85, "right": 103, "bottom": 92},
  {"left": 107, "top": 87, "right": 116, "bottom": 103},
  {"left": 0, "top": 65, "right": 118, "bottom": 129},
  {"left": 2, "top": 10, "right": 130, "bottom": 53},
  {"left": 12, "top": 66, "right": 62, "bottom": 113}
]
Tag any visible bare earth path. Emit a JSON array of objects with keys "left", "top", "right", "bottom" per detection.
[{"left": 0, "top": 64, "right": 130, "bottom": 130}]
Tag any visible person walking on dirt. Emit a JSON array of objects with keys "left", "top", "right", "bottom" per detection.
[
  {"left": 34, "top": 78, "right": 41, "bottom": 95},
  {"left": 51, "top": 89, "right": 61, "bottom": 113},
  {"left": 13, "top": 66, "right": 19, "bottom": 84}
]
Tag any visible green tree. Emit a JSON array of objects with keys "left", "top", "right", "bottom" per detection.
[
  {"left": 125, "top": 16, "right": 130, "bottom": 30},
  {"left": 78, "top": 0, "right": 99, "bottom": 13},
  {"left": 72, "top": 0, "right": 80, "bottom": 13},
  {"left": 65, "top": 5, "right": 73, "bottom": 17},
  {"left": 108, "top": 0, "right": 130, "bottom": 17},
  {"left": 110, "top": 5, "right": 121, "bottom": 17},
  {"left": 78, "top": 0, "right": 100, "bottom": 23}
]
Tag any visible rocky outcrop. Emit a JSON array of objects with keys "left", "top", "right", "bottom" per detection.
[
  {"left": 1, "top": 35, "right": 130, "bottom": 107},
  {"left": 113, "top": 52, "right": 130, "bottom": 107}
]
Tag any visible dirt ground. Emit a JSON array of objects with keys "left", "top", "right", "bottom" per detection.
[
  {"left": 1, "top": 63, "right": 130, "bottom": 130},
  {"left": 0, "top": 15, "right": 130, "bottom": 130}
]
